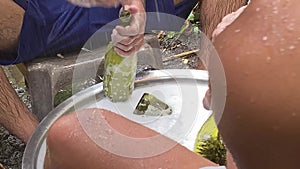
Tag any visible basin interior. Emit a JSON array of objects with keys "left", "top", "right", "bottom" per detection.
[{"left": 34, "top": 70, "right": 211, "bottom": 168}]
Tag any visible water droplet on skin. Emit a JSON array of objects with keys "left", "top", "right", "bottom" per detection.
[
  {"left": 281, "top": 15, "right": 290, "bottom": 23},
  {"left": 136, "top": 161, "right": 144, "bottom": 168},
  {"left": 273, "top": 6, "right": 279, "bottom": 14},
  {"left": 266, "top": 57, "right": 272, "bottom": 63},
  {"left": 105, "top": 128, "right": 113, "bottom": 135},
  {"left": 286, "top": 23, "right": 295, "bottom": 31},
  {"left": 235, "top": 29, "right": 241, "bottom": 33},
  {"left": 271, "top": 24, "right": 277, "bottom": 29},
  {"left": 279, "top": 48, "right": 285, "bottom": 52},
  {"left": 262, "top": 36, "right": 268, "bottom": 41},
  {"left": 98, "top": 135, "right": 108, "bottom": 140},
  {"left": 256, "top": 8, "right": 261, "bottom": 12},
  {"left": 87, "top": 116, "right": 94, "bottom": 123},
  {"left": 69, "top": 131, "right": 75, "bottom": 138},
  {"left": 271, "top": 1, "right": 277, "bottom": 6},
  {"left": 288, "top": 45, "right": 296, "bottom": 50}
]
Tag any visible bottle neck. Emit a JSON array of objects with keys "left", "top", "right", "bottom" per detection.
[{"left": 119, "top": 10, "right": 132, "bottom": 27}]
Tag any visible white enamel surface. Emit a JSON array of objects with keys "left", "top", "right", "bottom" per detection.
[{"left": 36, "top": 70, "right": 211, "bottom": 167}]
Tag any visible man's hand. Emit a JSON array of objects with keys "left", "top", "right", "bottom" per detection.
[
  {"left": 68, "top": 0, "right": 146, "bottom": 57},
  {"left": 111, "top": 1, "right": 146, "bottom": 57}
]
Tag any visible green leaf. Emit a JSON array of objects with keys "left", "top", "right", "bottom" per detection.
[
  {"left": 188, "top": 13, "right": 195, "bottom": 22},
  {"left": 166, "top": 31, "right": 176, "bottom": 40}
]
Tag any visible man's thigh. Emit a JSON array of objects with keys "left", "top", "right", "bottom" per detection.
[{"left": 0, "top": 0, "right": 24, "bottom": 57}]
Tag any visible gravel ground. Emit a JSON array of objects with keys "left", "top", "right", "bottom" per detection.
[
  {"left": 0, "top": 127, "right": 25, "bottom": 169},
  {"left": 0, "top": 29, "right": 202, "bottom": 169}
]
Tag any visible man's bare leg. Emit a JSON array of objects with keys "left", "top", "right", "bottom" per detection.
[
  {"left": 0, "top": 0, "right": 24, "bottom": 60},
  {"left": 45, "top": 108, "right": 218, "bottom": 169},
  {"left": 0, "top": 67, "right": 38, "bottom": 142}
]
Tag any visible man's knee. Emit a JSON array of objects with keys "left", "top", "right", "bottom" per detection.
[
  {"left": 47, "top": 109, "right": 106, "bottom": 148},
  {"left": 47, "top": 112, "right": 80, "bottom": 147},
  {"left": 0, "top": 0, "right": 23, "bottom": 63}
]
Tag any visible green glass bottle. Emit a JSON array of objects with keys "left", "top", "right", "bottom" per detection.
[
  {"left": 103, "top": 10, "right": 138, "bottom": 102},
  {"left": 194, "top": 114, "right": 227, "bottom": 166}
]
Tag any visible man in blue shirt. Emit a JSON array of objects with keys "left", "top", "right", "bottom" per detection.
[
  {"left": 0, "top": 0, "right": 198, "bottom": 143},
  {"left": 0, "top": 0, "right": 197, "bottom": 65}
]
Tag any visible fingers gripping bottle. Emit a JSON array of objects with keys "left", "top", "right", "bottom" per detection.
[{"left": 103, "top": 10, "right": 138, "bottom": 102}]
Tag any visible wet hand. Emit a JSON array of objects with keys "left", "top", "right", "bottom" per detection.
[{"left": 111, "top": 1, "right": 146, "bottom": 57}]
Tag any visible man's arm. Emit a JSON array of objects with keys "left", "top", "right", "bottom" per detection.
[
  {"left": 212, "top": 0, "right": 300, "bottom": 168},
  {"left": 0, "top": 67, "right": 38, "bottom": 142},
  {"left": 198, "top": 0, "right": 248, "bottom": 39}
]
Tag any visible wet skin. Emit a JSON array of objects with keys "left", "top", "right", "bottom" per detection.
[
  {"left": 212, "top": 0, "right": 300, "bottom": 168},
  {"left": 44, "top": 108, "right": 217, "bottom": 169},
  {"left": 31, "top": 0, "right": 300, "bottom": 168}
]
